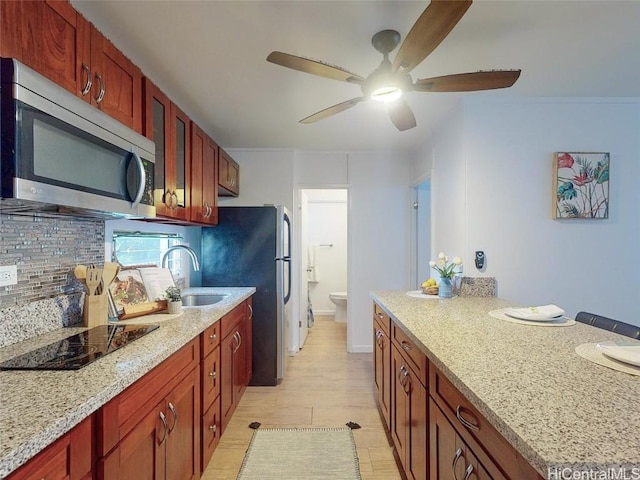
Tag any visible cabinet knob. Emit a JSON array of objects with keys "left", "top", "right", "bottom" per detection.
[
  {"left": 209, "top": 371, "right": 216, "bottom": 378},
  {"left": 209, "top": 424, "right": 217, "bottom": 432},
  {"left": 209, "top": 333, "right": 217, "bottom": 341}
]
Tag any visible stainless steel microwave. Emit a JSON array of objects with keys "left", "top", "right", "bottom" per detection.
[{"left": 0, "top": 58, "right": 155, "bottom": 218}]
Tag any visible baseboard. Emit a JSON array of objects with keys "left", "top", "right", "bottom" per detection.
[
  {"left": 348, "top": 344, "right": 373, "bottom": 353},
  {"left": 313, "top": 309, "right": 335, "bottom": 316}
]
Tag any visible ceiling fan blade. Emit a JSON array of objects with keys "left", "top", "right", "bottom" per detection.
[
  {"left": 267, "top": 51, "right": 364, "bottom": 84},
  {"left": 299, "top": 97, "right": 365, "bottom": 124},
  {"left": 413, "top": 70, "right": 521, "bottom": 92},
  {"left": 392, "top": 0, "right": 472, "bottom": 73},
  {"left": 387, "top": 99, "right": 417, "bottom": 131}
]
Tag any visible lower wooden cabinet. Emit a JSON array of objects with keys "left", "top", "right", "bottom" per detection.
[
  {"left": 201, "top": 396, "right": 222, "bottom": 470},
  {"left": 391, "top": 343, "right": 427, "bottom": 480},
  {"left": 97, "top": 339, "right": 200, "bottom": 480},
  {"left": 6, "top": 415, "right": 93, "bottom": 480},
  {"left": 373, "top": 311, "right": 391, "bottom": 430}
]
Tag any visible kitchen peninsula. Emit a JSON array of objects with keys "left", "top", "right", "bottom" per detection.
[
  {"left": 0, "top": 287, "right": 254, "bottom": 479},
  {"left": 371, "top": 291, "right": 640, "bottom": 479}
]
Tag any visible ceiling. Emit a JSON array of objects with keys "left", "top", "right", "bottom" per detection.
[{"left": 71, "top": 1, "right": 640, "bottom": 153}]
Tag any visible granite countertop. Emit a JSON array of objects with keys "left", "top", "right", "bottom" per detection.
[
  {"left": 371, "top": 291, "right": 640, "bottom": 478},
  {"left": 0, "top": 287, "right": 255, "bottom": 479}
]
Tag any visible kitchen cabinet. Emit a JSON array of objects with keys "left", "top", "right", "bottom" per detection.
[
  {"left": 429, "top": 399, "right": 505, "bottom": 480},
  {"left": 220, "top": 300, "right": 252, "bottom": 433},
  {"left": 218, "top": 147, "right": 240, "bottom": 197},
  {"left": 190, "top": 123, "right": 218, "bottom": 225},
  {"left": 373, "top": 304, "right": 392, "bottom": 430},
  {"left": 6, "top": 416, "right": 93, "bottom": 480},
  {"left": 0, "top": 1, "right": 142, "bottom": 132},
  {"left": 429, "top": 361, "right": 543, "bottom": 480},
  {"left": 200, "top": 322, "right": 221, "bottom": 472},
  {"left": 143, "top": 78, "right": 191, "bottom": 221},
  {"left": 391, "top": 341, "right": 427, "bottom": 480},
  {"left": 97, "top": 339, "right": 200, "bottom": 480}
]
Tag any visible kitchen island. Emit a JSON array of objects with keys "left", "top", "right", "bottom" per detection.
[
  {"left": 0, "top": 287, "right": 254, "bottom": 479},
  {"left": 371, "top": 291, "right": 640, "bottom": 479}
]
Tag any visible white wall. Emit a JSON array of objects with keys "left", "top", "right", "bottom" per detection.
[{"left": 419, "top": 98, "right": 640, "bottom": 325}]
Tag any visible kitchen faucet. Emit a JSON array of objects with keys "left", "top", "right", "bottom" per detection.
[{"left": 161, "top": 245, "right": 200, "bottom": 271}]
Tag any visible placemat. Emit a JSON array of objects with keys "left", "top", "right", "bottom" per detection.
[
  {"left": 488, "top": 309, "right": 576, "bottom": 327},
  {"left": 406, "top": 290, "right": 443, "bottom": 299},
  {"left": 575, "top": 343, "right": 640, "bottom": 376}
]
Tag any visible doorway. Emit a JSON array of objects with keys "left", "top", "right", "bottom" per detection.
[
  {"left": 296, "top": 188, "right": 348, "bottom": 352},
  {"left": 414, "top": 179, "right": 431, "bottom": 288}
]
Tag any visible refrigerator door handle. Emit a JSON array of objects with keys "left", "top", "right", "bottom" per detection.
[{"left": 283, "top": 257, "right": 291, "bottom": 304}]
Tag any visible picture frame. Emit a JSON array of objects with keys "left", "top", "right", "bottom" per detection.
[{"left": 553, "top": 152, "right": 610, "bottom": 219}]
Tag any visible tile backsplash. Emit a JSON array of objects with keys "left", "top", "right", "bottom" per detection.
[{"left": 0, "top": 214, "right": 105, "bottom": 309}]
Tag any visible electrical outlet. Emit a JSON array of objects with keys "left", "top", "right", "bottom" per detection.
[{"left": 0, "top": 265, "right": 18, "bottom": 287}]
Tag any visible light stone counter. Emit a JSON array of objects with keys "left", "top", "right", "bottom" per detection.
[
  {"left": 0, "top": 287, "right": 255, "bottom": 479},
  {"left": 371, "top": 291, "right": 640, "bottom": 478}
]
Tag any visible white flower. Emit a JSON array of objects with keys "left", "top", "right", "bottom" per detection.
[
  {"left": 453, "top": 257, "right": 463, "bottom": 265},
  {"left": 437, "top": 259, "right": 446, "bottom": 268},
  {"left": 438, "top": 252, "right": 445, "bottom": 260},
  {"left": 429, "top": 260, "right": 436, "bottom": 267}
]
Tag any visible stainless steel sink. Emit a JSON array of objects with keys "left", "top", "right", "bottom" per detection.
[{"left": 181, "top": 293, "right": 229, "bottom": 307}]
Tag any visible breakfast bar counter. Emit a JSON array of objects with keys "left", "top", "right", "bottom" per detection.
[
  {"left": 371, "top": 291, "right": 640, "bottom": 478},
  {"left": 0, "top": 287, "right": 255, "bottom": 479}
]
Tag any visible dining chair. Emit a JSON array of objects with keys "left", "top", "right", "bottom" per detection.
[{"left": 575, "top": 311, "right": 640, "bottom": 339}]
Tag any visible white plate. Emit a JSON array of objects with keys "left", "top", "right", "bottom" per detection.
[
  {"left": 503, "top": 305, "right": 565, "bottom": 321},
  {"left": 596, "top": 341, "right": 640, "bottom": 367},
  {"left": 406, "top": 290, "right": 440, "bottom": 299}
]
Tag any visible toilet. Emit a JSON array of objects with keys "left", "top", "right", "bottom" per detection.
[{"left": 329, "top": 292, "right": 348, "bottom": 323}]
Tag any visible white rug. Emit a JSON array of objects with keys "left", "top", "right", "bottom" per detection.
[{"left": 237, "top": 427, "right": 361, "bottom": 480}]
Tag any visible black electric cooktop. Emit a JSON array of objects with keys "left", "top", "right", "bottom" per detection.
[{"left": 0, "top": 324, "right": 159, "bottom": 371}]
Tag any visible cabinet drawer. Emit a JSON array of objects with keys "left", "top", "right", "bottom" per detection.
[
  {"left": 201, "top": 397, "right": 221, "bottom": 473},
  {"left": 220, "top": 302, "right": 245, "bottom": 339},
  {"left": 202, "top": 321, "right": 221, "bottom": 358},
  {"left": 429, "top": 363, "right": 518, "bottom": 479},
  {"left": 201, "top": 345, "right": 221, "bottom": 411},
  {"left": 391, "top": 322, "right": 427, "bottom": 386},
  {"left": 373, "top": 302, "right": 390, "bottom": 337}
]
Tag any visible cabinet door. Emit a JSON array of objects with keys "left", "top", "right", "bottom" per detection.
[
  {"left": 218, "top": 148, "right": 239, "bottom": 196},
  {"left": 99, "top": 400, "right": 165, "bottom": 480},
  {"left": 168, "top": 103, "right": 190, "bottom": 221},
  {"left": 430, "top": 399, "right": 460, "bottom": 480},
  {"left": 143, "top": 79, "right": 172, "bottom": 217},
  {"left": 165, "top": 368, "right": 200, "bottom": 480},
  {"left": 374, "top": 323, "right": 391, "bottom": 430},
  {"left": 86, "top": 23, "right": 142, "bottom": 132},
  {"left": 220, "top": 331, "right": 236, "bottom": 433},
  {"left": 189, "top": 124, "right": 218, "bottom": 225},
  {"left": 3, "top": 1, "right": 81, "bottom": 94},
  {"left": 391, "top": 345, "right": 409, "bottom": 469}
]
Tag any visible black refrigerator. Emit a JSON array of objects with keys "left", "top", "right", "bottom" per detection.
[{"left": 201, "top": 206, "right": 292, "bottom": 386}]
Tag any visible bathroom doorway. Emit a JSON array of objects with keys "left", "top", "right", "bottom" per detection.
[{"left": 298, "top": 188, "right": 348, "bottom": 351}]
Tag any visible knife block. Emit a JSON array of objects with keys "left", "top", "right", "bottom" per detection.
[{"left": 83, "top": 294, "right": 108, "bottom": 327}]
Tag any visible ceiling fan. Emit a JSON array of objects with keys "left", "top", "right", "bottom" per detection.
[{"left": 266, "top": 0, "right": 521, "bottom": 131}]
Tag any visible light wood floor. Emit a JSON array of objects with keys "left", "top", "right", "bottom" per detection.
[{"left": 202, "top": 315, "right": 403, "bottom": 479}]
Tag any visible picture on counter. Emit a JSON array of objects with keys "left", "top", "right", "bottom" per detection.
[
  {"left": 109, "top": 266, "right": 176, "bottom": 319},
  {"left": 553, "top": 152, "right": 610, "bottom": 219}
]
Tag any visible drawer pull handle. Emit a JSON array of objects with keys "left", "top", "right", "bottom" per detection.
[
  {"left": 463, "top": 464, "right": 474, "bottom": 480},
  {"left": 456, "top": 405, "right": 480, "bottom": 432},
  {"left": 209, "top": 424, "right": 217, "bottom": 432},
  {"left": 94, "top": 72, "right": 105, "bottom": 104},
  {"left": 209, "top": 333, "right": 217, "bottom": 341},
  {"left": 401, "top": 341, "right": 412, "bottom": 352},
  {"left": 377, "top": 312, "right": 384, "bottom": 319},
  {"left": 209, "top": 371, "right": 216, "bottom": 378},
  {"left": 248, "top": 304, "right": 253, "bottom": 319},
  {"left": 452, "top": 447, "right": 463, "bottom": 480},
  {"left": 398, "top": 365, "right": 410, "bottom": 389},
  {"left": 159, "top": 411, "right": 169, "bottom": 444},
  {"left": 168, "top": 402, "right": 178, "bottom": 433}
]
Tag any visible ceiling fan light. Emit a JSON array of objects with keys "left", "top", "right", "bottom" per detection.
[{"left": 370, "top": 86, "right": 403, "bottom": 103}]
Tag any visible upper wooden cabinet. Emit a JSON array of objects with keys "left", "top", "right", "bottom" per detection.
[
  {"left": 190, "top": 123, "right": 218, "bottom": 225},
  {"left": 218, "top": 148, "right": 240, "bottom": 197},
  {"left": 143, "top": 78, "right": 191, "bottom": 221},
  {"left": 0, "top": 1, "right": 142, "bottom": 133}
]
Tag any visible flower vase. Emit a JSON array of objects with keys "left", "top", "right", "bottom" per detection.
[
  {"left": 438, "top": 277, "right": 453, "bottom": 298},
  {"left": 167, "top": 300, "right": 183, "bottom": 314}
]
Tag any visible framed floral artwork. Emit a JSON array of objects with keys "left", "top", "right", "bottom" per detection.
[{"left": 553, "top": 152, "right": 610, "bottom": 219}]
